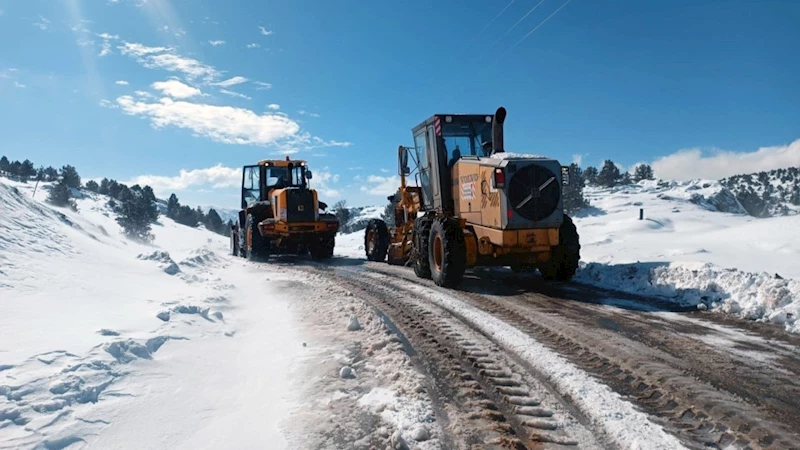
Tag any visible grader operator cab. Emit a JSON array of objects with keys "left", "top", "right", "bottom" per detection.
[
  {"left": 364, "top": 106, "right": 580, "bottom": 288},
  {"left": 230, "top": 157, "right": 339, "bottom": 260}
]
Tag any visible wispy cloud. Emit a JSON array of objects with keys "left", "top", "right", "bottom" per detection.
[
  {"left": 95, "top": 32, "right": 120, "bottom": 57},
  {"left": 208, "top": 40, "right": 225, "bottom": 46},
  {"left": 309, "top": 168, "right": 341, "bottom": 198},
  {"left": 151, "top": 79, "right": 202, "bottom": 99},
  {"left": 360, "top": 175, "right": 399, "bottom": 196},
  {"left": 215, "top": 76, "right": 248, "bottom": 87},
  {"left": 246, "top": 43, "right": 260, "bottom": 49},
  {"left": 258, "top": 26, "right": 273, "bottom": 36},
  {"left": 219, "top": 89, "right": 251, "bottom": 100},
  {"left": 128, "top": 164, "right": 240, "bottom": 194},
  {"left": 254, "top": 81, "right": 272, "bottom": 90},
  {"left": 34, "top": 16, "right": 51, "bottom": 30},
  {"left": 14, "top": 81, "right": 26, "bottom": 89},
  {"left": 571, "top": 154, "right": 583, "bottom": 166},
  {"left": 115, "top": 80, "right": 129, "bottom": 85},
  {"left": 119, "top": 41, "right": 219, "bottom": 81},
  {"left": 267, "top": 104, "right": 280, "bottom": 111},
  {"left": 298, "top": 110, "right": 321, "bottom": 118},
  {"left": 651, "top": 138, "right": 800, "bottom": 181}
]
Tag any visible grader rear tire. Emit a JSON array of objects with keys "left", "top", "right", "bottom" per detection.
[
  {"left": 364, "top": 219, "right": 389, "bottom": 262},
  {"left": 429, "top": 217, "right": 466, "bottom": 288},
  {"left": 244, "top": 214, "right": 269, "bottom": 261},
  {"left": 540, "top": 214, "right": 580, "bottom": 281}
]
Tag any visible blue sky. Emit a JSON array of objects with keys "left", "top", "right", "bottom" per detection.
[{"left": 1, "top": 0, "right": 799, "bottom": 209}]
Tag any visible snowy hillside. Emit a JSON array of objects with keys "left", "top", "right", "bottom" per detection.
[
  {"left": 0, "top": 179, "right": 441, "bottom": 449},
  {"left": 721, "top": 167, "right": 800, "bottom": 217}
]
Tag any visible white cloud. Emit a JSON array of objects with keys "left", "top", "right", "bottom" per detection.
[
  {"left": 651, "top": 139, "right": 800, "bottom": 181},
  {"left": 219, "top": 89, "right": 252, "bottom": 100},
  {"left": 151, "top": 79, "right": 202, "bottom": 99},
  {"left": 115, "top": 80, "right": 129, "bottom": 85},
  {"left": 116, "top": 95, "right": 302, "bottom": 146},
  {"left": 267, "top": 104, "right": 280, "bottom": 111},
  {"left": 77, "top": 39, "right": 95, "bottom": 47},
  {"left": 215, "top": 76, "right": 248, "bottom": 87},
  {"left": 34, "top": 16, "right": 50, "bottom": 30},
  {"left": 298, "top": 110, "right": 321, "bottom": 118},
  {"left": 14, "top": 81, "right": 26, "bottom": 89},
  {"left": 360, "top": 175, "right": 399, "bottom": 196},
  {"left": 119, "top": 42, "right": 219, "bottom": 81},
  {"left": 208, "top": 40, "right": 225, "bottom": 46},
  {"left": 309, "top": 168, "right": 340, "bottom": 198},
  {"left": 128, "top": 164, "right": 240, "bottom": 194},
  {"left": 254, "top": 81, "right": 271, "bottom": 90},
  {"left": 259, "top": 26, "right": 273, "bottom": 36},
  {"left": 98, "top": 41, "right": 112, "bottom": 57},
  {"left": 134, "top": 90, "right": 154, "bottom": 98},
  {"left": 247, "top": 43, "right": 260, "bottom": 48},
  {"left": 571, "top": 154, "right": 582, "bottom": 166},
  {"left": 379, "top": 168, "right": 389, "bottom": 173}
]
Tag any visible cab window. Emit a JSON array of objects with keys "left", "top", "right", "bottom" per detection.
[{"left": 242, "top": 166, "right": 260, "bottom": 206}]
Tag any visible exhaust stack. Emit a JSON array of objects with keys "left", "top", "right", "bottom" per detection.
[{"left": 492, "top": 106, "right": 507, "bottom": 155}]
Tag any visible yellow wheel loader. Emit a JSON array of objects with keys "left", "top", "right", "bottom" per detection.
[
  {"left": 364, "top": 107, "right": 580, "bottom": 288},
  {"left": 230, "top": 157, "right": 339, "bottom": 261}
]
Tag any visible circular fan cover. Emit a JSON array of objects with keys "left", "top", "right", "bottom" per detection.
[{"left": 507, "top": 165, "right": 560, "bottom": 221}]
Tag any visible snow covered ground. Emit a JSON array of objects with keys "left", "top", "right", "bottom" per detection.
[
  {"left": 333, "top": 178, "right": 800, "bottom": 332},
  {"left": 0, "top": 179, "right": 439, "bottom": 449}
]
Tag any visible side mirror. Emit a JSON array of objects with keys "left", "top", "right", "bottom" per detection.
[
  {"left": 305, "top": 170, "right": 313, "bottom": 179},
  {"left": 399, "top": 147, "right": 410, "bottom": 176}
]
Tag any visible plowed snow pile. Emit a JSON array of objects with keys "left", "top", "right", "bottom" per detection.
[{"left": 574, "top": 179, "right": 800, "bottom": 332}]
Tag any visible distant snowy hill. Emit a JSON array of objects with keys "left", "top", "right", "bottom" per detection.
[{"left": 721, "top": 167, "right": 800, "bottom": 217}]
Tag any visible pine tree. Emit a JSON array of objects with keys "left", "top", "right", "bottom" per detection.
[
  {"left": 85, "top": 180, "right": 100, "bottom": 192},
  {"left": 21, "top": 160, "right": 36, "bottom": 179},
  {"left": 0, "top": 156, "right": 9, "bottom": 174},
  {"left": 620, "top": 172, "right": 632, "bottom": 185},
  {"left": 333, "top": 200, "right": 350, "bottom": 232},
  {"left": 633, "top": 164, "right": 654, "bottom": 182},
  {"left": 141, "top": 186, "right": 159, "bottom": 223},
  {"left": 116, "top": 189, "right": 155, "bottom": 242},
  {"left": 60, "top": 165, "right": 81, "bottom": 188},
  {"left": 206, "top": 209, "right": 223, "bottom": 234},
  {"left": 596, "top": 160, "right": 621, "bottom": 187},
  {"left": 46, "top": 179, "right": 76, "bottom": 210},
  {"left": 99, "top": 178, "right": 111, "bottom": 195},
  {"left": 222, "top": 220, "right": 234, "bottom": 237},
  {"left": 9, "top": 161, "right": 22, "bottom": 178},
  {"left": 44, "top": 166, "right": 59, "bottom": 182},
  {"left": 176, "top": 205, "right": 199, "bottom": 227},
  {"left": 562, "top": 163, "right": 589, "bottom": 214},
  {"left": 108, "top": 180, "right": 121, "bottom": 199},
  {"left": 167, "top": 193, "right": 180, "bottom": 219},
  {"left": 36, "top": 166, "right": 46, "bottom": 181},
  {"left": 583, "top": 166, "right": 598, "bottom": 185}
]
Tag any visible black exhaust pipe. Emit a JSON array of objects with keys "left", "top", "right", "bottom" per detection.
[{"left": 492, "top": 106, "right": 506, "bottom": 155}]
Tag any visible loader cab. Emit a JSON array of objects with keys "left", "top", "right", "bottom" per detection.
[
  {"left": 240, "top": 159, "right": 312, "bottom": 209},
  {"left": 410, "top": 112, "right": 499, "bottom": 213}
]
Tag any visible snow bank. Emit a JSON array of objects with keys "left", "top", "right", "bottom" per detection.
[
  {"left": 489, "top": 151, "right": 549, "bottom": 160},
  {"left": 334, "top": 231, "right": 366, "bottom": 259},
  {"left": 577, "top": 261, "right": 800, "bottom": 333}
]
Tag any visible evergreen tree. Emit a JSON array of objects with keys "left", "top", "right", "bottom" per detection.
[
  {"left": 583, "top": 166, "right": 598, "bottom": 185},
  {"left": 222, "top": 220, "right": 234, "bottom": 237},
  {"left": 562, "top": 163, "right": 589, "bottom": 214},
  {"left": 633, "top": 164, "right": 654, "bottom": 182},
  {"left": 205, "top": 208, "right": 224, "bottom": 234},
  {"left": 44, "top": 166, "right": 59, "bottom": 181},
  {"left": 46, "top": 179, "right": 76, "bottom": 210},
  {"left": 176, "top": 205, "right": 199, "bottom": 227},
  {"left": 0, "top": 156, "right": 9, "bottom": 174},
  {"left": 116, "top": 189, "right": 156, "bottom": 242},
  {"left": 60, "top": 165, "right": 81, "bottom": 188},
  {"left": 108, "top": 180, "right": 122, "bottom": 199},
  {"left": 85, "top": 180, "right": 100, "bottom": 192},
  {"left": 99, "top": 178, "right": 111, "bottom": 195},
  {"left": 620, "top": 172, "right": 633, "bottom": 185},
  {"left": 596, "top": 160, "right": 621, "bottom": 187},
  {"left": 9, "top": 161, "right": 22, "bottom": 177},
  {"left": 21, "top": 160, "right": 36, "bottom": 179},
  {"left": 141, "top": 186, "right": 159, "bottom": 223},
  {"left": 167, "top": 193, "right": 180, "bottom": 219},
  {"left": 36, "top": 166, "right": 46, "bottom": 181},
  {"left": 117, "top": 184, "right": 132, "bottom": 202}
]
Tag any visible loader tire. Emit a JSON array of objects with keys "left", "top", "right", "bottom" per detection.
[
  {"left": 412, "top": 216, "right": 433, "bottom": 279},
  {"left": 244, "top": 214, "right": 268, "bottom": 261},
  {"left": 230, "top": 227, "right": 239, "bottom": 257},
  {"left": 540, "top": 214, "right": 580, "bottom": 281},
  {"left": 310, "top": 235, "right": 335, "bottom": 260},
  {"left": 364, "top": 219, "right": 389, "bottom": 262},
  {"left": 429, "top": 217, "right": 466, "bottom": 288}
]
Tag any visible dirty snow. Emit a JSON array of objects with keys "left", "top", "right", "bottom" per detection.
[{"left": 0, "top": 178, "right": 440, "bottom": 449}]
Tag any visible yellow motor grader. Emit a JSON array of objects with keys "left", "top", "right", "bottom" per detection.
[
  {"left": 364, "top": 107, "right": 580, "bottom": 288},
  {"left": 231, "top": 157, "right": 339, "bottom": 260}
]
